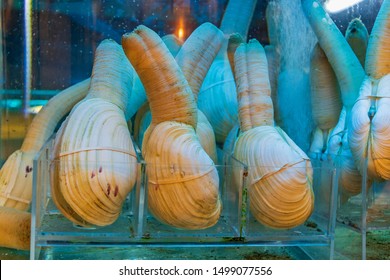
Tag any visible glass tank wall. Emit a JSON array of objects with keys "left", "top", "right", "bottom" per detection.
[
  {"left": 0, "top": 0, "right": 388, "bottom": 260},
  {"left": 0, "top": 0, "right": 384, "bottom": 163}
]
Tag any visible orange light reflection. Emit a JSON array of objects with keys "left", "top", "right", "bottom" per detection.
[{"left": 177, "top": 17, "right": 185, "bottom": 40}]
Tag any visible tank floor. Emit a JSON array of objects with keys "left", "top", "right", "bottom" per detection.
[{"left": 1, "top": 227, "right": 389, "bottom": 260}]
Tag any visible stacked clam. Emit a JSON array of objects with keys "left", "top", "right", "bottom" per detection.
[
  {"left": 122, "top": 25, "right": 223, "bottom": 229},
  {"left": 50, "top": 40, "right": 138, "bottom": 227},
  {"left": 0, "top": 79, "right": 89, "bottom": 249},
  {"left": 348, "top": 0, "right": 390, "bottom": 181},
  {"left": 303, "top": 0, "right": 389, "bottom": 197},
  {"left": 230, "top": 38, "right": 314, "bottom": 229}
]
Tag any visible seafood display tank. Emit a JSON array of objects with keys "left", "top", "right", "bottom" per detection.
[{"left": 0, "top": 0, "right": 389, "bottom": 260}]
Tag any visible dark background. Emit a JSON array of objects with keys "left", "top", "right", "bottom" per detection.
[{"left": 1, "top": 0, "right": 384, "bottom": 91}]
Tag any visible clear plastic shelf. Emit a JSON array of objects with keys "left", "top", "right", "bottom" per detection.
[{"left": 30, "top": 140, "right": 338, "bottom": 260}]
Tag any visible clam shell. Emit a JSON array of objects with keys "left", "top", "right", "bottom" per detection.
[
  {"left": 234, "top": 126, "right": 314, "bottom": 229},
  {"left": 349, "top": 74, "right": 390, "bottom": 181},
  {"left": 326, "top": 107, "right": 368, "bottom": 196},
  {"left": 143, "top": 121, "right": 221, "bottom": 229},
  {"left": 0, "top": 150, "right": 35, "bottom": 211},
  {"left": 51, "top": 98, "right": 137, "bottom": 227},
  {"left": 198, "top": 59, "right": 238, "bottom": 145}
]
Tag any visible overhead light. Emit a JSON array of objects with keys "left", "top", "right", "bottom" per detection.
[{"left": 325, "top": 0, "right": 365, "bottom": 13}]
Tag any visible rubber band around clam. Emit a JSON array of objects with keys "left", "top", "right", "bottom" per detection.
[
  {"left": 250, "top": 158, "right": 310, "bottom": 186},
  {"left": 198, "top": 78, "right": 235, "bottom": 95},
  {"left": 0, "top": 191, "right": 31, "bottom": 205},
  {"left": 354, "top": 94, "right": 390, "bottom": 104},
  {"left": 54, "top": 147, "right": 137, "bottom": 159},
  {"left": 148, "top": 166, "right": 215, "bottom": 185}
]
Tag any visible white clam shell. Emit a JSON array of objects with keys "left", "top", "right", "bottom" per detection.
[
  {"left": 234, "top": 126, "right": 314, "bottom": 229},
  {"left": 143, "top": 121, "right": 221, "bottom": 229}
]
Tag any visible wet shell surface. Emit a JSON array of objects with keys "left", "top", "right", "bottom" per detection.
[
  {"left": 234, "top": 126, "right": 314, "bottom": 229},
  {"left": 143, "top": 121, "right": 221, "bottom": 229},
  {"left": 349, "top": 75, "right": 390, "bottom": 181},
  {"left": 51, "top": 98, "right": 137, "bottom": 227},
  {"left": 198, "top": 59, "right": 239, "bottom": 145}
]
